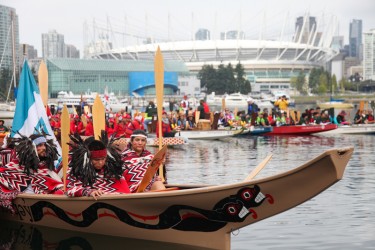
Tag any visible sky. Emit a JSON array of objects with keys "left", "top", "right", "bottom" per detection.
[{"left": 2, "top": 0, "right": 375, "bottom": 56}]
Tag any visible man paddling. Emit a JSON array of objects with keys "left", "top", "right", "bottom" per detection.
[{"left": 122, "top": 130, "right": 166, "bottom": 192}]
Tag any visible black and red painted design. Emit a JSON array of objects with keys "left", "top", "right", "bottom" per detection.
[{"left": 26, "top": 185, "right": 274, "bottom": 232}]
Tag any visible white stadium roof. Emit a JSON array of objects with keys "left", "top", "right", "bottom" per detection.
[{"left": 90, "top": 39, "right": 337, "bottom": 71}]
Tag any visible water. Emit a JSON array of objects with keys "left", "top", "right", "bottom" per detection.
[{"left": 1, "top": 134, "right": 375, "bottom": 249}]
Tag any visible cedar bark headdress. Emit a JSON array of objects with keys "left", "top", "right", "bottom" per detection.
[
  {"left": 68, "top": 130, "right": 123, "bottom": 186},
  {"left": 7, "top": 130, "right": 59, "bottom": 175}
]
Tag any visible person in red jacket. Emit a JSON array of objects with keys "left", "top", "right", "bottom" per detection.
[
  {"left": 106, "top": 118, "right": 117, "bottom": 137},
  {"left": 84, "top": 115, "right": 94, "bottom": 136},
  {"left": 125, "top": 114, "right": 144, "bottom": 138},
  {"left": 156, "top": 112, "right": 176, "bottom": 137}
]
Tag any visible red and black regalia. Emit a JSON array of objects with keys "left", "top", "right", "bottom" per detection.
[
  {"left": 0, "top": 132, "right": 63, "bottom": 212},
  {"left": 121, "top": 140, "right": 155, "bottom": 193},
  {"left": 66, "top": 131, "right": 130, "bottom": 197}
]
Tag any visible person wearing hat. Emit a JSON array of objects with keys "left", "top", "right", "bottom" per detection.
[
  {"left": 0, "top": 120, "right": 9, "bottom": 133},
  {"left": 336, "top": 110, "right": 350, "bottom": 125},
  {"left": 122, "top": 130, "right": 166, "bottom": 192},
  {"left": 0, "top": 132, "right": 63, "bottom": 211},
  {"left": 246, "top": 98, "right": 258, "bottom": 117},
  {"left": 66, "top": 131, "right": 130, "bottom": 199}
]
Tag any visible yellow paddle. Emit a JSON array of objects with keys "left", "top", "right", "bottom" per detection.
[
  {"left": 61, "top": 105, "right": 70, "bottom": 192},
  {"left": 92, "top": 94, "right": 105, "bottom": 140},
  {"left": 244, "top": 154, "right": 272, "bottom": 181},
  {"left": 155, "top": 46, "right": 165, "bottom": 181},
  {"left": 38, "top": 60, "right": 48, "bottom": 107}
]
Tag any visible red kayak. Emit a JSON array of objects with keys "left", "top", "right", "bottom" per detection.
[{"left": 264, "top": 124, "right": 338, "bottom": 135}]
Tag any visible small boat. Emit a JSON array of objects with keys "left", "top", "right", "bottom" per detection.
[
  {"left": 0, "top": 147, "right": 354, "bottom": 250},
  {"left": 317, "top": 97, "right": 354, "bottom": 109},
  {"left": 316, "top": 124, "right": 375, "bottom": 135},
  {"left": 57, "top": 91, "right": 131, "bottom": 112},
  {"left": 178, "top": 129, "right": 238, "bottom": 140},
  {"left": 264, "top": 124, "right": 338, "bottom": 135}
]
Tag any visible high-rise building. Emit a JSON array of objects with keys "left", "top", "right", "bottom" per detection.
[
  {"left": 195, "top": 29, "right": 210, "bottom": 40},
  {"left": 0, "top": 5, "right": 20, "bottom": 71},
  {"left": 363, "top": 29, "right": 375, "bottom": 80},
  {"left": 19, "top": 44, "right": 38, "bottom": 61},
  {"left": 331, "top": 36, "right": 344, "bottom": 52},
  {"left": 220, "top": 30, "right": 245, "bottom": 40},
  {"left": 349, "top": 19, "right": 362, "bottom": 59},
  {"left": 295, "top": 16, "right": 317, "bottom": 44},
  {"left": 42, "top": 30, "right": 65, "bottom": 58},
  {"left": 65, "top": 44, "right": 80, "bottom": 58}
]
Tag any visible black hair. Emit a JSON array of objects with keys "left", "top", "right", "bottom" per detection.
[
  {"left": 130, "top": 130, "right": 147, "bottom": 141},
  {"left": 87, "top": 140, "right": 106, "bottom": 151}
]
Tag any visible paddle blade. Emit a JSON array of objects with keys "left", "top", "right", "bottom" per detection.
[
  {"left": 61, "top": 105, "right": 70, "bottom": 191},
  {"left": 38, "top": 60, "right": 48, "bottom": 107},
  {"left": 136, "top": 145, "right": 168, "bottom": 193},
  {"left": 93, "top": 94, "right": 105, "bottom": 140}
]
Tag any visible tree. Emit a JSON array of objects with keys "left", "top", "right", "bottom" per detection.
[
  {"left": 197, "top": 65, "right": 216, "bottom": 94},
  {"left": 234, "top": 63, "right": 251, "bottom": 94},
  {"left": 316, "top": 73, "right": 328, "bottom": 95},
  {"left": 291, "top": 71, "right": 307, "bottom": 95},
  {"left": 197, "top": 62, "right": 250, "bottom": 94}
]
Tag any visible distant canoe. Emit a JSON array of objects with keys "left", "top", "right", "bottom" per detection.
[
  {"left": 178, "top": 129, "right": 237, "bottom": 140},
  {"left": 317, "top": 124, "right": 375, "bottom": 135},
  {"left": 264, "top": 124, "right": 337, "bottom": 135},
  {"left": 318, "top": 102, "right": 354, "bottom": 109}
]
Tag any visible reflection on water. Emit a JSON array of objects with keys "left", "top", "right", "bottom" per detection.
[
  {"left": 165, "top": 134, "right": 375, "bottom": 249},
  {"left": 1, "top": 134, "right": 375, "bottom": 249},
  {"left": 0, "top": 220, "right": 210, "bottom": 250}
]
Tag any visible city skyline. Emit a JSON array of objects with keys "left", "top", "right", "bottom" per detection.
[{"left": 2, "top": 0, "right": 375, "bottom": 56}]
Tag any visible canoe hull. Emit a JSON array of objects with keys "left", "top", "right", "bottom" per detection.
[
  {"left": 178, "top": 130, "right": 236, "bottom": 140},
  {"left": 317, "top": 124, "right": 375, "bottom": 135},
  {"left": 0, "top": 147, "right": 353, "bottom": 250},
  {"left": 264, "top": 124, "right": 337, "bottom": 135}
]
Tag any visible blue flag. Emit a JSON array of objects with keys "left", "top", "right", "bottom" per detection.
[{"left": 11, "top": 60, "right": 62, "bottom": 174}]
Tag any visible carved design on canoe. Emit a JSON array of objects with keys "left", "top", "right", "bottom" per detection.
[{"left": 27, "top": 185, "right": 273, "bottom": 232}]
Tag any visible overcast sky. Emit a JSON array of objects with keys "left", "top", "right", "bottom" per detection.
[{"left": 3, "top": 0, "right": 375, "bottom": 55}]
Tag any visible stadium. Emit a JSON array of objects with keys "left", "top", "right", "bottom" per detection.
[
  {"left": 91, "top": 39, "right": 336, "bottom": 92},
  {"left": 84, "top": 13, "right": 339, "bottom": 94}
]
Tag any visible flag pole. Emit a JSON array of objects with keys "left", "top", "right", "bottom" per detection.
[{"left": 155, "top": 46, "right": 165, "bottom": 181}]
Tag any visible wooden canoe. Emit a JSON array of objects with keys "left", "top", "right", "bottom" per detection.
[
  {"left": 178, "top": 130, "right": 237, "bottom": 140},
  {"left": 316, "top": 124, "right": 375, "bottom": 135},
  {"left": 0, "top": 147, "right": 353, "bottom": 250},
  {"left": 264, "top": 124, "right": 338, "bottom": 135}
]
